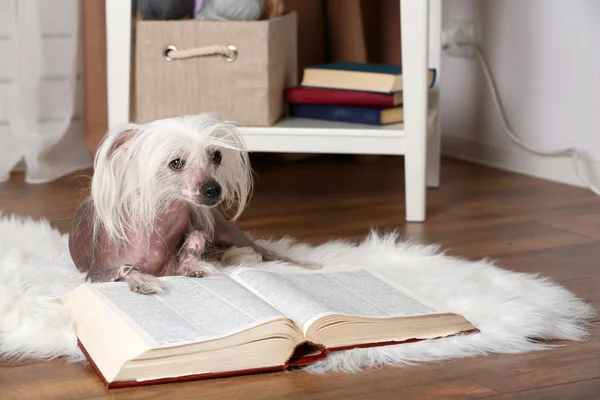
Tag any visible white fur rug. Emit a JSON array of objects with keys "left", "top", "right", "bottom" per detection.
[{"left": 0, "top": 213, "right": 596, "bottom": 374}]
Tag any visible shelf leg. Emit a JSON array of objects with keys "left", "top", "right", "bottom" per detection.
[
  {"left": 106, "top": 0, "right": 132, "bottom": 129},
  {"left": 426, "top": 0, "right": 442, "bottom": 188},
  {"left": 401, "top": 0, "right": 429, "bottom": 222},
  {"left": 427, "top": 103, "right": 441, "bottom": 188}
]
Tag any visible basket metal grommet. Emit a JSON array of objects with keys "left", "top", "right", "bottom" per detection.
[
  {"left": 164, "top": 45, "right": 177, "bottom": 61},
  {"left": 224, "top": 45, "right": 238, "bottom": 63}
]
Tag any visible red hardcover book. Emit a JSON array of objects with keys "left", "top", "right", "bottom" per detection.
[
  {"left": 285, "top": 86, "right": 403, "bottom": 107},
  {"left": 79, "top": 329, "right": 479, "bottom": 389},
  {"left": 64, "top": 268, "right": 477, "bottom": 388}
]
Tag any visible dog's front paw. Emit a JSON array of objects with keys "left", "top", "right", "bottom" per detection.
[
  {"left": 127, "top": 272, "right": 165, "bottom": 294},
  {"left": 179, "top": 261, "right": 219, "bottom": 277}
]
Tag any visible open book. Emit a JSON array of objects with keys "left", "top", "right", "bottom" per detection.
[{"left": 63, "top": 268, "right": 477, "bottom": 388}]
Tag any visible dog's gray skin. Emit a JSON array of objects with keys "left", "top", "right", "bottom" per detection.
[{"left": 69, "top": 201, "right": 304, "bottom": 294}]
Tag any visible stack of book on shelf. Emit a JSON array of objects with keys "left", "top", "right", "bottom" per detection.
[{"left": 285, "top": 62, "right": 436, "bottom": 126}]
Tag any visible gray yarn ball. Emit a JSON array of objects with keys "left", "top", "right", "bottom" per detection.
[
  {"left": 195, "top": 0, "right": 264, "bottom": 21},
  {"left": 138, "top": 0, "right": 194, "bottom": 20}
]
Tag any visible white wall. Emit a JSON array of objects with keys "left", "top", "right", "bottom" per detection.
[{"left": 439, "top": 0, "right": 600, "bottom": 188}]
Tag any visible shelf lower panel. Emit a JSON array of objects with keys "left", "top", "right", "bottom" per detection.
[{"left": 238, "top": 109, "right": 437, "bottom": 155}]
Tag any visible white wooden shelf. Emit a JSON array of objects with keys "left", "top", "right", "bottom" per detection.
[
  {"left": 239, "top": 108, "right": 438, "bottom": 155},
  {"left": 105, "top": 0, "right": 442, "bottom": 222}
]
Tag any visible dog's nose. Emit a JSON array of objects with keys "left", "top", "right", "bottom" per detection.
[{"left": 202, "top": 181, "right": 222, "bottom": 199}]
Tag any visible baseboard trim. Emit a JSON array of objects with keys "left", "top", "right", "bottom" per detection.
[{"left": 441, "top": 134, "right": 600, "bottom": 189}]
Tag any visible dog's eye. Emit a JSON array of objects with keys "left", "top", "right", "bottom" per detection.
[
  {"left": 212, "top": 150, "right": 222, "bottom": 165},
  {"left": 169, "top": 158, "right": 185, "bottom": 170}
]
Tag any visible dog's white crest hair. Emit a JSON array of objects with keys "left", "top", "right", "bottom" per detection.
[{"left": 90, "top": 113, "right": 252, "bottom": 246}]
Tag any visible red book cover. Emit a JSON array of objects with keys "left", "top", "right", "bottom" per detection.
[
  {"left": 77, "top": 339, "right": 328, "bottom": 389},
  {"left": 285, "top": 86, "right": 403, "bottom": 107},
  {"left": 79, "top": 328, "right": 479, "bottom": 389}
]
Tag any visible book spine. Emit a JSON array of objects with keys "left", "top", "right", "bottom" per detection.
[
  {"left": 285, "top": 87, "right": 396, "bottom": 107},
  {"left": 288, "top": 104, "right": 384, "bottom": 125},
  {"left": 430, "top": 69, "right": 437, "bottom": 88}
]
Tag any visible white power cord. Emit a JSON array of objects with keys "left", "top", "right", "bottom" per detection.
[{"left": 449, "top": 41, "right": 600, "bottom": 196}]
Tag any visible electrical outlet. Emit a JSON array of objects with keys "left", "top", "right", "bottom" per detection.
[{"left": 442, "top": 18, "right": 476, "bottom": 58}]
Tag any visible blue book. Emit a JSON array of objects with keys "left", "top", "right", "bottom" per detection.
[
  {"left": 288, "top": 104, "right": 404, "bottom": 126},
  {"left": 300, "top": 62, "right": 436, "bottom": 94}
]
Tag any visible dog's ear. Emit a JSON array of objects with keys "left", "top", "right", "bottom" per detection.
[
  {"left": 107, "top": 129, "right": 137, "bottom": 158},
  {"left": 90, "top": 126, "right": 141, "bottom": 243}
]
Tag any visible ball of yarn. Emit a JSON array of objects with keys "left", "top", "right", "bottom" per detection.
[
  {"left": 138, "top": 0, "right": 195, "bottom": 20},
  {"left": 195, "top": 0, "right": 264, "bottom": 21}
]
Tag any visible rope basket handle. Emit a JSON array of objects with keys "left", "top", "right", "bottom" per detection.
[{"left": 163, "top": 44, "right": 238, "bottom": 62}]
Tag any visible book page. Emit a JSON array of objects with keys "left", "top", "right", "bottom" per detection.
[
  {"left": 231, "top": 268, "right": 441, "bottom": 331},
  {"left": 90, "top": 275, "right": 287, "bottom": 348}
]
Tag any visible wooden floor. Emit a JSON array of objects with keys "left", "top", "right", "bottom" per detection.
[{"left": 1, "top": 155, "right": 599, "bottom": 400}]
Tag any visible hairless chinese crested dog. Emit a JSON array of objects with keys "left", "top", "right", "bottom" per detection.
[{"left": 69, "top": 114, "right": 317, "bottom": 294}]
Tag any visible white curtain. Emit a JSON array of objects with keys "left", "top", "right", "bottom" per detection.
[{"left": 0, "top": 0, "right": 92, "bottom": 184}]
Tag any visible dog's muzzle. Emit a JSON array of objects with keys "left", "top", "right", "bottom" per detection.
[{"left": 200, "top": 181, "right": 222, "bottom": 206}]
